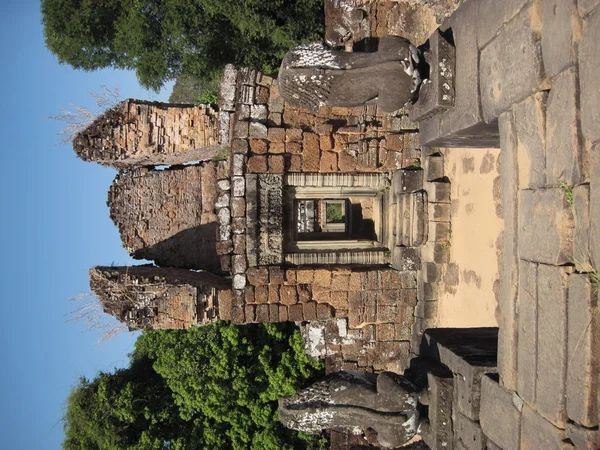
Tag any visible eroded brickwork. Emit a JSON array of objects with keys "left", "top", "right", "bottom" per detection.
[
  {"left": 108, "top": 163, "right": 221, "bottom": 271},
  {"left": 90, "top": 266, "right": 230, "bottom": 330},
  {"left": 217, "top": 265, "right": 416, "bottom": 372},
  {"left": 73, "top": 100, "right": 220, "bottom": 168}
]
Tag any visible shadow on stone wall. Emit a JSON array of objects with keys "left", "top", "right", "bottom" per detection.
[{"left": 132, "top": 223, "right": 221, "bottom": 272}]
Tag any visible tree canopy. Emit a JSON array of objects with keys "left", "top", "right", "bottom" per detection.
[
  {"left": 63, "top": 321, "right": 327, "bottom": 450},
  {"left": 42, "top": 0, "right": 325, "bottom": 91}
]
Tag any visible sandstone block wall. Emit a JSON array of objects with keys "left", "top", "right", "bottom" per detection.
[
  {"left": 422, "top": 1, "right": 600, "bottom": 448},
  {"left": 108, "top": 163, "right": 221, "bottom": 272},
  {"left": 73, "top": 100, "right": 220, "bottom": 168}
]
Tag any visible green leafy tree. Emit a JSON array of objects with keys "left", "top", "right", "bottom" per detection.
[
  {"left": 42, "top": 0, "right": 324, "bottom": 91},
  {"left": 63, "top": 321, "right": 327, "bottom": 450}
]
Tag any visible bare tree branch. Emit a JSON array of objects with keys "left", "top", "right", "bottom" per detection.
[{"left": 48, "top": 84, "right": 121, "bottom": 144}]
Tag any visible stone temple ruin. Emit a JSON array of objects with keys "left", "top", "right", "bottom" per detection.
[{"left": 75, "top": 0, "right": 600, "bottom": 448}]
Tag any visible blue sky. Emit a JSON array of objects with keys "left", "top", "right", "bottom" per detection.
[{"left": 0, "top": 1, "right": 173, "bottom": 448}]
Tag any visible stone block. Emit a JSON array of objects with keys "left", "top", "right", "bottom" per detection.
[
  {"left": 395, "top": 169, "right": 423, "bottom": 194},
  {"left": 542, "top": 0, "right": 580, "bottom": 79},
  {"left": 267, "top": 127, "right": 286, "bottom": 142},
  {"left": 567, "top": 273, "right": 599, "bottom": 427},
  {"left": 391, "top": 246, "right": 421, "bottom": 272},
  {"left": 536, "top": 264, "right": 570, "bottom": 427},
  {"left": 246, "top": 267, "right": 268, "bottom": 286},
  {"left": 580, "top": 7, "right": 600, "bottom": 144},
  {"left": 254, "top": 286, "right": 268, "bottom": 304},
  {"left": 279, "top": 285, "right": 298, "bottom": 306},
  {"left": 255, "top": 304, "right": 269, "bottom": 322},
  {"left": 269, "top": 303, "right": 279, "bottom": 322},
  {"left": 566, "top": 422, "right": 600, "bottom": 450},
  {"left": 422, "top": 372, "right": 454, "bottom": 450},
  {"left": 268, "top": 142, "right": 284, "bottom": 154},
  {"left": 268, "top": 155, "right": 284, "bottom": 174},
  {"left": 288, "top": 303, "right": 303, "bottom": 322},
  {"left": 431, "top": 222, "right": 450, "bottom": 242},
  {"left": 232, "top": 274, "right": 246, "bottom": 290},
  {"left": 454, "top": 413, "right": 485, "bottom": 450},
  {"left": 479, "top": 375, "right": 522, "bottom": 450},
  {"left": 218, "top": 289, "right": 233, "bottom": 321},
  {"left": 421, "top": 0, "right": 501, "bottom": 148},
  {"left": 517, "top": 259, "right": 538, "bottom": 405},
  {"left": 592, "top": 143, "right": 600, "bottom": 269},
  {"left": 302, "top": 132, "right": 320, "bottom": 171},
  {"left": 296, "top": 268, "right": 314, "bottom": 285},
  {"left": 231, "top": 255, "right": 247, "bottom": 274},
  {"left": 546, "top": 68, "right": 586, "bottom": 186},
  {"left": 409, "top": 30, "right": 456, "bottom": 123},
  {"left": 477, "top": 0, "right": 532, "bottom": 49},
  {"left": 573, "top": 184, "right": 592, "bottom": 270},
  {"left": 244, "top": 304, "right": 255, "bottom": 323},
  {"left": 518, "top": 188, "right": 574, "bottom": 265},
  {"left": 512, "top": 92, "right": 547, "bottom": 189},
  {"left": 497, "top": 112, "right": 518, "bottom": 391},
  {"left": 247, "top": 155, "right": 267, "bottom": 173},
  {"left": 480, "top": 3, "right": 545, "bottom": 122},
  {"left": 249, "top": 139, "right": 267, "bottom": 155},
  {"left": 303, "top": 302, "right": 317, "bottom": 321},
  {"left": 520, "top": 404, "right": 571, "bottom": 450},
  {"left": 422, "top": 328, "right": 498, "bottom": 421},
  {"left": 579, "top": 0, "right": 600, "bottom": 17},
  {"left": 248, "top": 122, "right": 267, "bottom": 139},
  {"left": 426, "top": 155, "right": 444, "bottom": 181},
  {"left": 231, "top": 306, "right": 245, "bottom": 324},
  {"left": 320, "top": 151, "right": 338, "bottom": 172},
  {"left": 268, "top": 285, "right": 280, "bottom": 304},
  {"left": 427, "top": 181, "right": 451, "bottom": 203},
  {"left": 428, "top": 203, "right": 451, "bottom": 222}
]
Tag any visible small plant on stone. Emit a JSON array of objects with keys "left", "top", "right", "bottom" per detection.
[
  {"left": 211, "top": 146, "right": 231, "bottom": 162},
  {"left": 384, "top": 250, "right": 392, "bottom": 258},
  {"left": 560, "top": 181, "right": 574, "bottom": 206},
  {"left": 440, "top": 241, "right": 451, "bottom": 249}
]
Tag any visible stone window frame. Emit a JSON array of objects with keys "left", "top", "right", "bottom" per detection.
[{"left": 283, "top": 173, "right": 389, "bottom": 265}]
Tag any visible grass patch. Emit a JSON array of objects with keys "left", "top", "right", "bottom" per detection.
[{"left": 560, "top": 181, "right": 574, "bottom": 206}]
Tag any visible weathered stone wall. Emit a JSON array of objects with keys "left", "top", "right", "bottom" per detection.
[
  {"left": 108, "top": 163, "right": 221, "bottom": 271},
  {"left": 73, "top": 100, "right": 220, "bottom": 168},
  {"left": 218, "top": 265, "right": 416, "bottom": 372},
  {"left": 90, "top": 266, "right": 230, "bottom": 330}
]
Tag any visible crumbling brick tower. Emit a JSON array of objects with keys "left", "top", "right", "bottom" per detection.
[
  {"left": 90, "top": 266, "right": 231, "bottom": 330},
  {"left": 75, "top": 62, "right": 423, "bottom": 373}
]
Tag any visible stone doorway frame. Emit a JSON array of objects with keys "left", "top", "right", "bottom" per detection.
[{"left": 283, "top": 173, "right": 389, "bottom": 265}]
